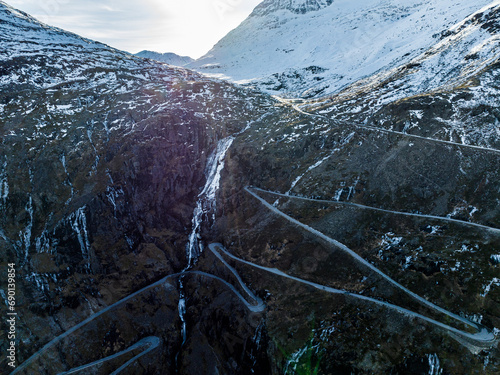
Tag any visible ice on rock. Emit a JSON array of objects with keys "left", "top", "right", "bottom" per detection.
[
  {"left": 427, "top": 354, "right": 443, "bottom": 375},
  {"left": 481, "top": 278, "right": 500, "bottom": 297},
  {"left": 70, "top": 206, "right": 91, "bottom": 264}
]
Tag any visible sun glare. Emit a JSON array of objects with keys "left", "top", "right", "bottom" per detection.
[{"left": 6, "top": 0, "right": 261, "bottom": 58}]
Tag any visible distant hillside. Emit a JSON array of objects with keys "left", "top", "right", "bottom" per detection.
[{"left": 135, "top": 50, "right": 194, "bottom": 66}]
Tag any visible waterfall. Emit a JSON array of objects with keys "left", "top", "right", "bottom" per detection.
[
  {"left": 0, "top": 161, "right": 8, "bottom": 208},
  {"left": 185, "top": 136, "right": 234, "bottom": 267},
  {"left": 175, "top": 136, "right": 234, "bottom": 366},
  {"left": 178, "top": 278, "right": 187, "bottom": 345},
  {"left": 61, "top": 154, "right": 75, "bottom": 205},
  {"left": 18, "top": 196, "right": 33, "bottom": 264}
]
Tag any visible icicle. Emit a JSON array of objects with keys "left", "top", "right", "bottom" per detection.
[
  {"left": 333, "top": 187, "right": 344, "bottom": 201},
  {"left": 175, "top": 277, "right": 188, "bottom": 370},
  {"left": 346, "top": 176, "right": 360, "bottom": 201},
  {"left": 106, "top": 186, "right": 124, "bottom": 215},
  {"left": 105, "top": 169, "right": 124, "bottom": 215},
  {"left": 0, "top": 229, "right": 8, "bottom": 242},
  {"left": 253, "top": 323, "right": 264, "bottom": 350},
  {"left": 286, "top": 153, "right": 333, "bottom": 197},
  {"left": 481, "top": 278, "right": 500, "bottom": 297},
  {"left": 106, "top": 169, "right": 114, "bottom": 184},
  {"left": 427, "top": 354, "right": 443, "bottom": 375},
  {"left": 61, "top": 154, "right": 66, "bottom": 170},
  {"left": 26, "top": 272, "right": 50, "bottom": 293},
  {"left": 0, "top": 290, "right": 8, "bottom": 306},
  {"left": 70, "top": 206, "right": 91, "bottom": 266},
  {"left": 283, "top": 133, "right": 356, "bottom": 199},
  {"left": 124, "top": 235, "right": 134, "bottom": 249}
]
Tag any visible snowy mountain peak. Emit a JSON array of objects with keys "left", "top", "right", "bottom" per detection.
[
  {"left": 0, "top": 1, "right": 174, "bottom": 93},
  {"left": 1, "top": 0, "right": 40, "bottom": 24},
  {"left": 0, "top": 0, "right": 102, "bottom": 49},
  {"left": 251, "top": 0, "right": 333, "bottom": 15},
  {"left": 190, "top": 0, "right": 497, "bottom": 99}
]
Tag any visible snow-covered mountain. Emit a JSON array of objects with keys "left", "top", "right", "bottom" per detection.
[
  {"left": 3, "top": 0, "right": 500, "bottom": 374},
  {"left": 135, "top": 50, "right": 194, "bottom": 66},
  {"left": 190, "top": 0, "right": 496, "bottom": 98},
  {"left": 290, "top": 0, "right": 500, "bottom": 123}
]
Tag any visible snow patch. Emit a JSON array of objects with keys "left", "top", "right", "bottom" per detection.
[
  {"left": 481, "top": 278, "right": 500, "bottom": 297},
  {"left": 490, "top": 254, "right": 500, "bottom": 264}
]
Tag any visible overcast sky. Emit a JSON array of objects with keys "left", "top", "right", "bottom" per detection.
[{"left": 7, "top": 0, "right": 262, "bottom": 58}]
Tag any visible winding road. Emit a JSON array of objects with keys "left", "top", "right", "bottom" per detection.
[
  {"left": 359, "top": 123, "right": 500, "bottom": 156},
  {"left": 276, "top": 96, "right": 500, "bottom": 156},
  {"left": 12, "top": 270, "right": 263, "bottom": 374},
  {"left": 11, "top": 273, "right": 182, "bottom": 375},
  {"left": 190, "top": 271, "right": 265, "bottom": 313},
  {"left": 250, "top": 187, "right": 500, "bottom": 235},
  {"left": 12, "top": 185, "right": 498, "bottom": 373},
  {"left": 57, "top": 336, "right": 160, "bottom": 375},
  {"left": 209, "top": 243, "right": 496, "bottom": 347},
  {"left": 208, "top": 246, "right": 265, "bottom": 312},
  {"left": 244, "top": 186, "right": 498, "bottom": 344}
]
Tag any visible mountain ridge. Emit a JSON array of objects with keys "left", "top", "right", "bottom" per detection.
[
  {"left": 134, "top": 50, "right": 194, "bottom": 66},
  {"left": 189, "top": 0, "right": 498, "bottom": 99}
]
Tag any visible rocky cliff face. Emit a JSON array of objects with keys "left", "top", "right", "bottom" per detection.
[
  {"left": 0, "top": 2, "right": 278, "bottom": 373},
  {"left": 1, "top": 0, "right": 500, "bottom": 374}
]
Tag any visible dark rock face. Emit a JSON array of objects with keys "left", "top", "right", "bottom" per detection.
[
  {"left": 0, "top": 2, "right": 276, "bottom": 373},
  {"left": 1, "top": 1, "right": 500, "bottom": 375},
  {"left": 214, "top": 109, "right": 500, "bottom": 373}
]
